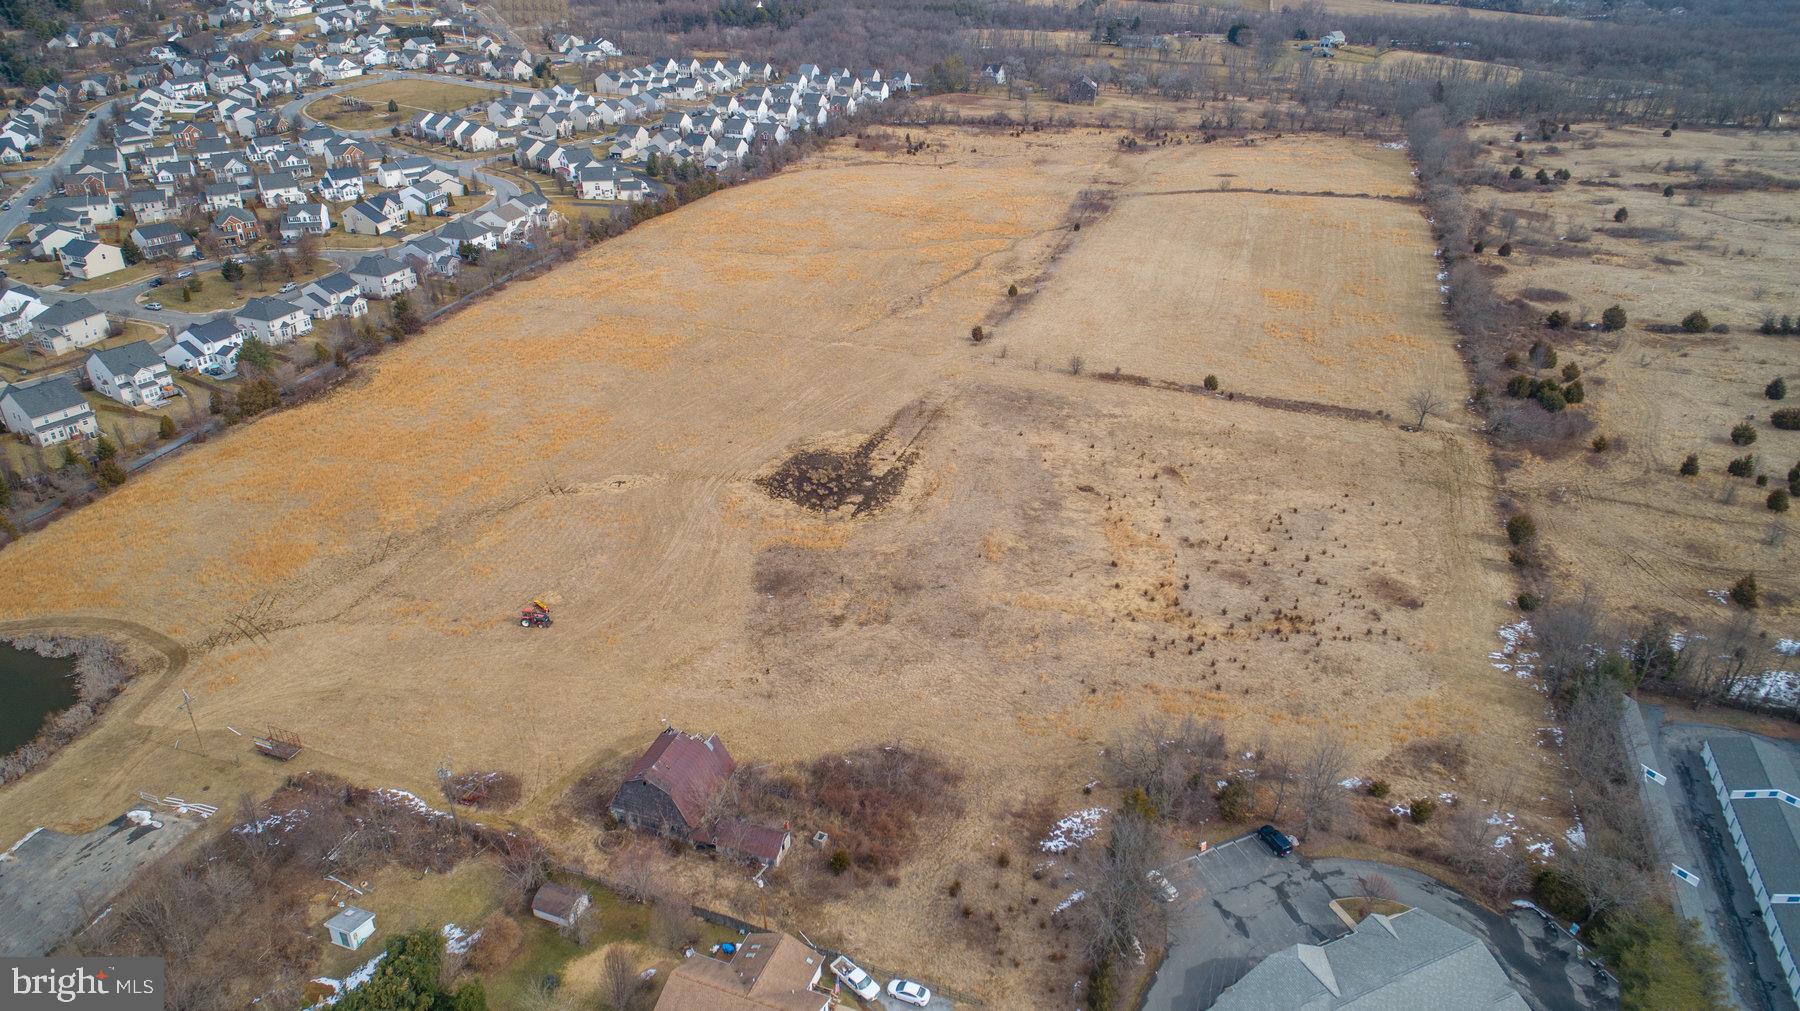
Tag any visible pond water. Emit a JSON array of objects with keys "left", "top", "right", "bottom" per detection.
[{"left": 0, "top": 642, "right": 78, "bottom": 755}]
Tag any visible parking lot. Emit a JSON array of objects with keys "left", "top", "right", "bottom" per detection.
[
  {"left": 0, "top": 810, "right": 201, "bottom": 956},
  {"left": 1140, "top": 834, "right": 1614, "bottom": 1010}
]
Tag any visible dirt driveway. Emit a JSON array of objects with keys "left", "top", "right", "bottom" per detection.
[{"left": 1140, "top": 837, "right": 1616, "bottom": 1010}]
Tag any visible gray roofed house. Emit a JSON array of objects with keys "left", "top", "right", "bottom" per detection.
[
  {"left": 1211, "top": 907, "right": 1528, "bottom": 1010},
  {"left": 0, "top": 375, "right": 98, "bottom": 446},
  {"left": 28, "top": 297, "right": 108, "bottom": 356},
  {"left": 323, "top": 905, "right": 376, "bottom": 950},
  {"left": 1701, "top": 736, "right": 1800, "bottom": 1005}
]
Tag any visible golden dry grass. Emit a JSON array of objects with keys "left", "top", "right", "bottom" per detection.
[
  {"left": 1466, "top": 122, "right": 1800, "bottom": 625},
  {"left": 0, "top": 129, "right": 1557, "bottom": 1002}
]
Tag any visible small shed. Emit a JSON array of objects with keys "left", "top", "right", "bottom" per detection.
[
  {"left": 531, "top": 882, "right": 591, "bottom": 929},
  {"left": 324, "top": 906, "right": 376, "bottom": 950}
]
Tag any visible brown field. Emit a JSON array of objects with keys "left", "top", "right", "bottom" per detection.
[
  {"left": 1465, "top": 122, "right": 1800, "bottom": 627},
  {"left": 0, "top": 129, "right": 1557, "bottom": 1000},
  {"left": 306, "top": 78, "right": 495, "bottom": 131}
]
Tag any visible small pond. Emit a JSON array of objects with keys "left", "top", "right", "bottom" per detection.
[{"left": 0, "top": 642, "right": 78, "bottom": 755}]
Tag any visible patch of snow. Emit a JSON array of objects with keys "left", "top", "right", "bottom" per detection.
[
  {"left": 1564, "top": 821, "right": 1587, "bottom": 849},
  {"left": 1438, "top": 791, "right": 1457, "bottom": 804},
  {"left": 1777, "top": 638, "right": 1800, "bottom": 657},
  {"left": 1390, "top": 803, "right": 1412, "bottom": 817},
  {"left": 1040, "top": 808, "right": 1106, "bottom": 854},
  {"left": 1339, "top": 777, "right": 1366, "bottom": 790},
  {"left": 373, "top": 788, "right": 452, "bottom": 820},
  {"left": 1492, "top": 620, "right": 1540, "bottom": 684},
  {"left": 0, "top": 827, "right": 44, "bottom": 860},
  {"left": 305, "top": 951, "right": 386, "bottom": 1009},
  {"left": 442, "top": 923, "right": 482, "bottom": 955},
  {"left": 1527, "top": 840, "right": 1555, "bottom": 858},
  {"left": 1381, "top": 140, "right": 1408, "bottom": 150},
  {"left": 1493, "top": 834, "right": 1512, "bottom": 848},
  {"left": 1707, "top": 589, "right": 1729, "bottom": 604},
  {"left": 1539, "top": 726, "right": 1565, "bottom": 747},
  {"left": 126, "top": 810, "right": 162, "bottom": 829},
  {"left": 234, "top": 809, "right": 307, "bottom": 836},
  {"left": 1730, "top": 670, "right": 1800, "bottom": 709},
  {"left": 1053, "top": 889, "right": 1086, "bottom": 915}
]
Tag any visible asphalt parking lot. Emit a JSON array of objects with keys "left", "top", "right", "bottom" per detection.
[
  {"left": 0, "top": 810, "right": 201, "bottom": 956},
  {"left": 1140, "top": 835, "right": 1615, "bottom": 1011}
]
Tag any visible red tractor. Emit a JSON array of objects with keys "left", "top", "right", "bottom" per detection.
[{"left": 519, "top": 600, "right": 553, "bottom": 628}]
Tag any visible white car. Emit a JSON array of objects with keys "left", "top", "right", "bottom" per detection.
[
  {"left": 887, "top": 978, "right": 933, "bottom": 1006},
  {"left": 279, "top": 281, "right": 297, "bottom": 293},
  {"left": 1147, "top": 869, "right": 1178, "bottom": 902},
  {"left": 829, "top": 955, "right": 879, "bottom": 1001},
  {"left": 144, "top": 301, "right": 163, "bottom": 311}
]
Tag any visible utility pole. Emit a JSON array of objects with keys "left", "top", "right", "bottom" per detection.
[{"left": 178, "top": 688, "right": 204, "bottom": 752}]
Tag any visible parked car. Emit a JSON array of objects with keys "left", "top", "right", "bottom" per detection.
[
  {"left": 279, "top": 281, "right": 296, "bottom": 293},
  {"left": 1, "top": 200, "right": 11, "bottom": 210},
  {"left": 176, "top": 268, "right": 194, "bottom": 278},
  {"left": 887, "top": 979, "right": 932, "bottom": 1006},
  {"left": 828, "top": 956, "right": 879, "bottom": 1001},
  {"left": 1257, "top": 824, "right": 1294, "bottom": 858},
  {"left": 144, "top": 301, "right": 163, "bottom": 311},
  {"left": 1146, "top": 869, "right": 1178, "bottom": 902},
  {"left": 147, "top": 276, "right": 163, "bottom": 287}
]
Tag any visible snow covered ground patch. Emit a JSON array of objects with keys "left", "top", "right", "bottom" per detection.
[
  {"left": 304, "top": 951, "right": 386, "bottom": 1009},
  {"left": 1040, "top": 809, "right": 1105, "bottom": 854},
  {"left": 1491, "top": 620, "right": 1539, "bottom": 682}
]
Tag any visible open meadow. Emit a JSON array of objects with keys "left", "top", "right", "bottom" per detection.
[
  {"left": 0, "top": 128, "right": 1559, "bottom": 1000},
  {"left": 1464, "top": 122, "right": 1800, "bottom": 631}
]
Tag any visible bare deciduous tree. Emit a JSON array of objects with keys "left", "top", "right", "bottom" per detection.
[
  {"left": 602, "top": 946, "right": 640, "bottom": 1010},
  {"left": 1074, "top": 812, "right": 1164, "bottom": 964},
  {"left": 1406, "top": 388, "right": 1446, "bottom": 428},
  {"left": 1294, "top": 728, "right": 1350, "bottom": 837}
]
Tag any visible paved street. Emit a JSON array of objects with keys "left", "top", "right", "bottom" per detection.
[
  {"left": 1639, "top": 704, "right": 1800, "bottom": 1011},
  {"left": 1140, "top": 837, "right": 1614, "bottom": 1011}
]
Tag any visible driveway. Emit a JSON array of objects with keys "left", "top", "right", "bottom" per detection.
[
  {"left": 1641, "top": 704, "right": 1800, "bottom": 1011},
  {"left": 1140, "top": 837, "right": 1614, "bottom": 1010}
]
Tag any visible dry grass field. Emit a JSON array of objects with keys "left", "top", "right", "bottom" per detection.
[
  {"left": 307, "top": 78, "right": 495, "bottom": 131},
  {"left": 0, "top": 129, "right": 1557, "bottom": 999},
  {"left": 1465, "top": 123, "right": 1800, "bottom": 626}
]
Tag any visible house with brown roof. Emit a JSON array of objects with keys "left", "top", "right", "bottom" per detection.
[
  {"left": 653, "top": 931, "right": 830, "bottom": 1011},
  {"left": 609, "top": 728, "right": 735, "bottom": 841},
  {"left": 609, "top": 728, "right": 793, "bottom": 868}
]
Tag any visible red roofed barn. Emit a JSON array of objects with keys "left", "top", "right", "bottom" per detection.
[
  {"left": 609, "top": 727, "right": 792, "bottom": 868},
  {"left": 608, "top": 727, "right": 736, "bottom": 840}
]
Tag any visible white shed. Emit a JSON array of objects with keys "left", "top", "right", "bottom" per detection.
[{"left": 324, "top": 906, "right": 376, "bottom": 950}]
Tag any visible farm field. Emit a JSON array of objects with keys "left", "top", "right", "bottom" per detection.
[
  {"left": 0, "top": 129, "right": 1553, "bottom": 1001},
  {"left": 1464, "top": 122, "right": 1800, "bottom": 629}
]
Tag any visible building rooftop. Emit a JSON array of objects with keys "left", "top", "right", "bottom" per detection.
[
  {"left": 1708, "top": 736, "right": 1800, "bottom": 896},
  {"left": 1212, "top": 907, "right": 1528, "bottom": 1010}
]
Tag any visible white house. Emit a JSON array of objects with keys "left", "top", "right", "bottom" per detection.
[
  {"left": 1, "top": 376, "right": 98, "bottom": 446},
  {"left": 87, "top": 341, "right": 176, "bottom": 407},
  {"left": 164, "top": 316, "right": 247, "bottom": 373},
  {"left": 235, "top": 296, "right": 314, "bottom": 345},
  {"left": 28, "top": 298, "right": 108, "bottom": 356},
  {"left": 298, "top": 271, "right": 369, "bottom": 319},
  {"left": 324, "top": 907, "right": 376, "bottom": 950},
  {"left": 278, "top": 203, "right": 332, "bottom": 242},
  {"left": 348, "top": 255, "right": 417, "bottom": 298},
  {"left": 317, "top": 166, "right": 365, "bottom": 202},
  {"left": 56, "top": 239, "right": 127, "bottom": 281},
  {"left": 0, "top": 282, "right": 49, "bottom": 341}
]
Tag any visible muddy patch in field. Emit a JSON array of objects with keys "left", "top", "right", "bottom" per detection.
[{"left": 757, "top": 402, "right": 940, "bottom": 517}]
